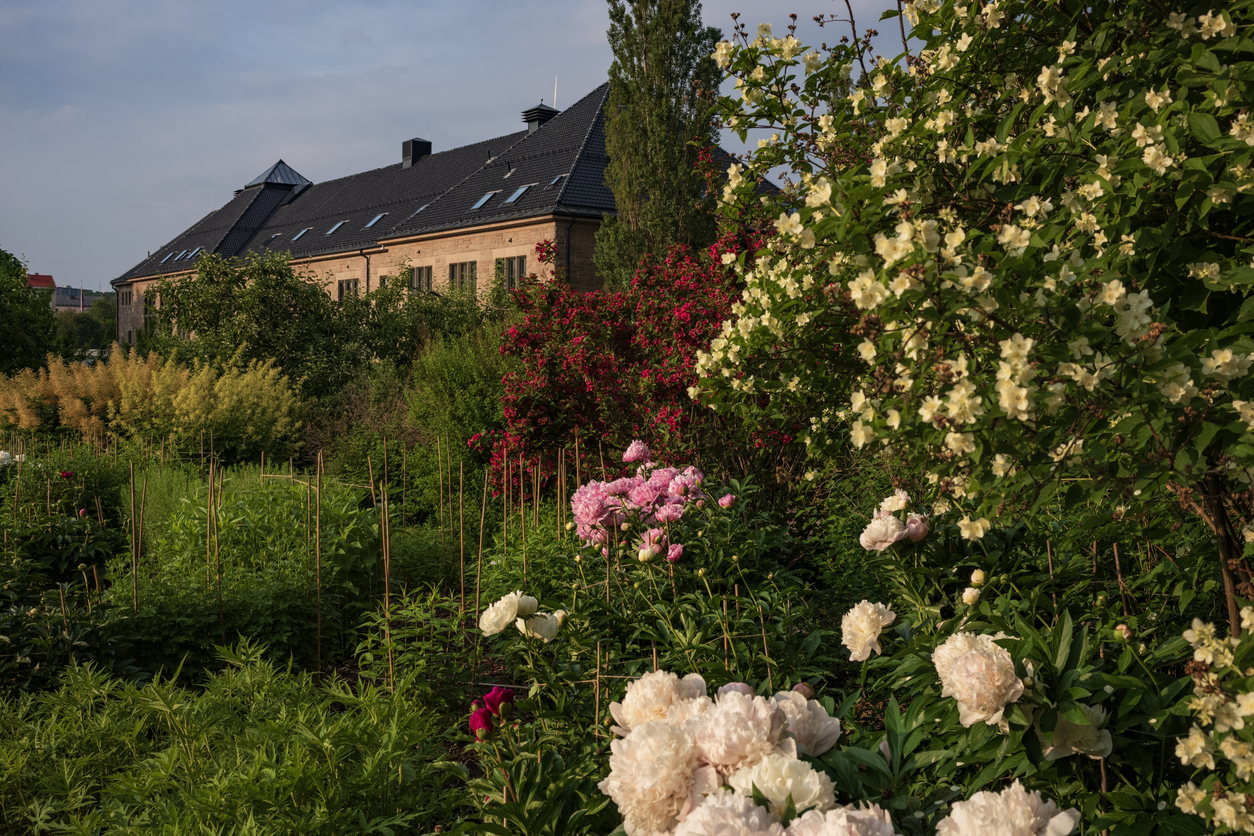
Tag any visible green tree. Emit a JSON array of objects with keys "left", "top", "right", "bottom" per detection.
[
  {"left": 0, "top": 247, "right": 56, "bottom": 375},
  {"left": 594, "top": 0, "right": 721, "bottom": 290}
]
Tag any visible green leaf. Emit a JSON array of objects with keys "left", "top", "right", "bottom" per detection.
[{"left": 1189, "top": 112, "right": 1222, "bottom": 146}]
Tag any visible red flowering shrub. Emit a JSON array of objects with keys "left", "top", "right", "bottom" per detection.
[{"left": 492, "top": 226, "right": 787, "bottom": 493}]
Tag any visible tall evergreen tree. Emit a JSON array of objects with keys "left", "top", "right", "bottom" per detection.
[
  {"left": 594, "top": 0, "right": 721, "bottom": 290},
  {"left": 0, "top": 247, "right": 57, "bottom": 375}
]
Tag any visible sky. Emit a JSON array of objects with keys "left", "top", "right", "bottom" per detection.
[{"left": 0, "top": 0, "right": 899, "bottom": 292}]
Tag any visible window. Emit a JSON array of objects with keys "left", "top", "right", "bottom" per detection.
[
  {"left": 159, "top": 253, "right": 173, "bottom": 264},
  {"left": 291, "top": 227, "right": 312, "bottom": 241},
  {"left": 495, "top": 255, "right": 527, "bottom": 291},
  {"left": 504, "top": 185, "right": 534, "bottom": 204},
  {"left": 448, "top": 261, "right": 477, "bottom": 295},
  {"left": 187, "top": 246, "right": 202, "bottom": 259},
  {"left": 265, "top": 234, "right": 282, "bottom": 247},
  {"left": 120, "top": 290, "right": 133, "bottom": 307},
  {"left": 405, "top": 205, "right": 428, "bottom": 222},
  {"left": 411, "top": 265, "right": 433, "bottom": 292},
  {"left": 378, "top": 275, "right": 388, "bottom": 288},
  {"left": 364, "top": 213, "right": 387, "bottom": 228},
  {"left": 470, "top": 192, "right": 497, "bottom": 210},
  {"left": 174, "top": 249, "right": 188, "bottom": 260},
  {"left": 547, "top": 174, "right": 566, "bottom": 188},
  {"left": 337, "top": 279, "right": 359, "bottom": 301},
  {"left": 326, "top": 221, "right": 346, "bottom": 235}
]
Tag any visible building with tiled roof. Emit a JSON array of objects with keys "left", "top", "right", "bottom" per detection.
[{"left": 113, "top": 84, "right": 620, "bottom": 345}]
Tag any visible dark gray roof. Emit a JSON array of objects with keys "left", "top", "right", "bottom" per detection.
[{"left": 114, "top": 83, "right": 767, "bottom": 285}]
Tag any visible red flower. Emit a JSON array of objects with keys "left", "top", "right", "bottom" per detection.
[
  {"left": 469, "top": 707, "right": 494, "bottom": 740},
  {"left": 483, "top": 686, "right": 515, "bottom": 716}
]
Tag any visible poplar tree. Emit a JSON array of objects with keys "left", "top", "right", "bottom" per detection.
[{"left": 595, "top": 0, "right": 721, "bottom": 290}]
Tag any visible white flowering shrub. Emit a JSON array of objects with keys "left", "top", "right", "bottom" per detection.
[{"left": 698, "top": 1, "right": 1254, "bottom": 632}]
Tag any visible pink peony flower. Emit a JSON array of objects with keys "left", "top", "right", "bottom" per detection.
[
  {"left": 667, "top": 544, "right": 684, "bottom": 563},
  {"left": 59, "top": 470, "right": 74, "bottom": 479},
  {"left": 483, "top": 686, "right": 515, "bottom": 716},
  {"left": 623, "top": 440, "right": 652, "bottom": 463},
  {"left": 639, "top": 528, "right": 668, "bottom": 557},
  {"left": 718, "top": 493, "right": 736, "bottom": 509},
  {"left": 470, "top": 707, "right": 494, "bottom": 739},
  {"left": 792, "top": 682, "right": 815, "bottom": 701},
  {"left": 605, "top": 477, "right": 638, "bottom": 496},
  {"left": 78, "top": 508, "right": 87, "bottom": 517},
  {"left": 906, "top": 514, "right": 929, "bottom": 542}
]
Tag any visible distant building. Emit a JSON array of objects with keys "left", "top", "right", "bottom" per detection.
[
  {"left": 112, "top": 85, "right": 619, "bottom": 346},
  {"left": 52, "top": 287, "right": 108, "bottom": 314},
  {"left": 27, "top": 273, "right": 55, "bottom": 291}
]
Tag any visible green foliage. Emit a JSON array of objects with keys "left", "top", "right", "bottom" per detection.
[
  {"left": 0, "top": 641, "right": 464, "bottom": 834},
  {"left": 595, "top": 0, "right": 722, "bottom": 289},
  {"left": 0, "top": 248, "right": 56, "bottom": 376}
]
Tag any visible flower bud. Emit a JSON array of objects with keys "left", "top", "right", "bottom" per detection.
[
  {"left": 971, "top": 569, "right": 986, "bottom": 586},
  {"left": 565, "top": 522, "right": 574, "bottom": 531},
  {"left": 78, "top": 508, "right": 88, "bottom": 517},
  {"left": 574, "top": 555, "right": 582, "bottom": 564},
  {"left": 792, "top": 682, "right": 815, "bottom": 700},
  {"left": 621, "top": 522, "right": 630, "bottom": 531},
  {"left": 718, "top": 493, "right": 736, "bottom": 509},
  {"left": 697, "top": 568, "right": 706, "bottom": 577},
  {"left": 637, "top": 548, "right": 653, "bottom": 563},
  {"left": 1115, "top": 624, "right": 1132, "bottom": 642},
  {"left": 666, "top": 544, "right": 683, "bottom": 563},
  {"left": 731, "top": 554, "right": 740, "bottom": 563},
  {"left": 962, "top": 587, "right": 980, "bottom": 606},
  {"left": 906, "top": 514, "right": 929, "bottom": 542}
]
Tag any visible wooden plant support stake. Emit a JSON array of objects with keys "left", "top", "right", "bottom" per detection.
[
  {"left": 723, "top": 596, "right": 730, "bottom": 671},
  {"left": 402, "top": 445, "right": 407, "bottom": 522},
  {"left": 446, "top": 431, "right": 454, "bottom": 553},
  {"left": 316, "top": 451, "right": 324, "bottom": 677},
  {"left": 59, "top": 584, "right": 69, "bottom": 635},
  {"left": 1046, "top": 540, "right": 1058, "bottom": 611},
  {"left": 382, "top": 485, "right": 395, "bottom": 694},
  {"left": 459, "top": 462, "right": 466, "bottom": 617},
  {"left": 1114, "top": 543, "right": 1130, "bottom": 618},
  {"left": 502, "top": 458, "right": 509, "bottom": 560},
  {"left": 200, "top": 430, "right": 204, "bottom": 474},
  {"left": 206, "top": 458, "right": 214, "bottom": 587},
  {"left": 759, "top": 605, "right": 773, "bottom": 692},
  {"left": 599, "top": 440, "right": 606, "bottom": 481},
  {"left": 260, "top": 451, "right": 265, "bottom": 483},
  {"left": 533, "top": 459, "right": 539, "bottom": 529},
  {"left": 383, "top": 435, "right": 389, "bottom": 494},
  {"left": 475, "top": 470, "right": 488, "bottom": 627},
  {"left": 574, "top": 434, "right": 581, "bottom": 487},
  {"left": 594, "top": 642, "right": 602, "bottom": 740},
  {"left": 215, "top": 468, "right": 223, "bottom": 636},
  {"left": 129, "top": 463, "right": 137, "bottom": 612},
  {"left": 305, "top": 477, "right": 312, "bottom": 549},
  {"left": 520, "top": 453, "right": 527, "bottom": 577},
  {"left": 437, "top": 436, "right": 445, "bottom": 542},
  {"left": 367, "top": 455, "right": 377, "bottom": 505},
  {"left": 138, "top": 477, "right": 148, "bottom": 573}
]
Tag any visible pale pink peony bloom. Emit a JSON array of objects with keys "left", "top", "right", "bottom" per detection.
[
  {"left": 479, "top": 591, "right": 538, "bottom": 636},
  {"left": 598, "top": 720, "right": 699, "bottom": 836},
  {"left": 515, "top": 611, "right": 562, "bottom": 642},
  {"left": 906, "top": 514, "right": 929, "bottom": 542},
  {"left": 667, "top": 543, "right": 684, "bottom": 563},
  {"left": 693, "top": 689, "right": 787, "bottom": 776},
  {"left": 935, "top": 780, "right": 1079, "bottom": 836},
  {"left": 571, "top": 482, "right": 614, "bottom": 527},
  {"left": 654, "top": 502, "right": 685, "bottom": 524},
  {"left": 841, "top": 601, "right": 896, "bottom": 661},
  {"left": 728, "top": 752, "right": 836, "bottom": 819},
  {"left": 669, "top": 473, "right": 704, "bottom": 501},
  {"left": 610, "top": 669, "right": 708, "bottom": 736},
  {"left": 1043, "top": 704, "right": 1112, "bottom": 761},
  {"left": 624, "top": 440, "right": 653, "bottom": 463},
  {"left": 859, "top": 516, "right": 908, "bottom": 551},
  {"left": 606, "top": 477, "right": 638, "bottom": 496},
  {"left": 639, "top": 528, "right": 668, "bottom": 558},
  {"left": 785, "top": 803, "right": 901, "bottom": 836},
  {"left": 717, "top": 682, "right": 756, "bottom": 699},
  {"left": 674, "top": 788, "right": 785, "bottom": 836},
  {"left": 933, "top": 632, "right": 1024, "bottom": 728},
  {"left": 792, "top": 682, "right": 815, "bottom": 701},
  {"left": 719, "top": 493, "right": 737, "bottom": 509},
  {"left": 771, "top": 691, "right": 842, "bottom": 756}
]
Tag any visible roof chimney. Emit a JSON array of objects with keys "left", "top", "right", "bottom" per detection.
[
  {"left": 522, "top": 102, "right": 559, "bottom": 135},
  {"left": 403, "top": 138, "right": 432, "bottom": 169}
]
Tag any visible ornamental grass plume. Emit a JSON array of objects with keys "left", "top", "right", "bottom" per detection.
[
  {"left": 935, "top": 780, "right": 1079, "bottom": 836},
  {"left": 841, "top": 601, "right": 896, "bottom": 662},
  {"left": 933, "top": 632, "right": 1024, "bottom": 728}
]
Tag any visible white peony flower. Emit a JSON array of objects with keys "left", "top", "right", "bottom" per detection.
[
  {"left": 479, "top": 591, "right": 538, "bottom": 636},
  {"left": 935, "top": 780, "right": 1080, "bottom": 836},
  {"left": 842, "top": 601, "right": 896, "bottom": 662},
  {"left": 1043, "top": 704, "right": 1112, "bottom": 760},
  {"left": 879, "top": 489, "right": 910, "bottom": 513},
  {"left": 859, "top": 516, "right": 908, "bottom": 551},
  {"left": 962, "top": 587, "right": 981, "bottom": 606},
  {"left": 729, "top": 752, "right": 835, "bottom": 819},
  {"left": 772, "top": 691, "right": 842, "bottom": 756},
  {"left": 785, "top": 803, "right": 901, "bottom": 836},
  {"left": 933, "top": 632, "right": 1024, "bottom": 727},
  {"left": 516, "top": 611, "right": 562, "bottom": 643},
  {"left": 610, "top": 669, "right": 709, "bottom": 736},
  {"left": 599, "top": 721, "right": 700, "bottom": 836},
  {"left": 675, "top": 788, "right": 785, "bottom": 836},
  {"left": 693, "top": 689, "right": 787, "bottom": 776}
]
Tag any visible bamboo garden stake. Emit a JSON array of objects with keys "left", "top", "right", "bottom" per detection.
[
  {"left": 316, "top": 451, "right": 323, "bottom": 676},
  {"left": 129, "top": 463, "right": 137, "bottom": 612},
  {"left": 459, "top": 462, "right": 466, "bottom": 616}
]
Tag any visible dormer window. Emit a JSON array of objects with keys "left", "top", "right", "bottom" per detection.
[
  {"left": 504, "top": 185, "right": 534, "bottom": 204},
  {"left": 547, "top": 174, "right": 566, "bottom": 189},
  {"left": 326, "top": 221, "right": 346, "bottom": 235},
  {"left": 159, "top": 253, "right": 174, "bottom": 264},
  {"left": 187, "top": 247, "right": 202, "bottom": 259},
  {"left": 174, "top": 249, "right": 189, "bottom": 260},
  {"left": 470, "top": 192, "right": 498, "bottom": 210},
  {"left": 364, "top": 213, "right": 387, "bottom": 228},
  {"left": 291, "top": 228, "right": 312, "bottom": 241}
]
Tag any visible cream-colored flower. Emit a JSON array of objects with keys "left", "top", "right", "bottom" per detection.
[
  {"left": 785, "top": 804, "right": 900, "bottom": 836},
  {"left": 859, "top": 516, "right": 908, "bottom": 552},
  {"left": 934, "top": 632, "right": 1024, "bottom": 727},
  {"left": 962, "top": 587, "right": 981, "bottom": 606},
  {"left": 728, "top": 752, "right": 835, "bottom": 819},
  {"left": 516, "top": 611, "right": 562, "bottom": 643},
  {"left": 479, "top": 591, "right": 538, "bottom": 636},
  {"left": 1044, "top": 704, "right": 1113, "bottom": 760},
  {"left": 936, "top": 781, "right": 1079, "bottom": 836},
  {"left": 1175, "top": 724, "right": 1216, "bottom": 769},
  {"left": 694, "top": 689, "right": 787, "bottom": 776},
  {"left": 842, "top": 601, "right": 897, "bottom": 661},
  {"left": 673, "top": 788, "right": 784, "bottom": 836},
  {"left": 771, "top": 691, "right": 842, "bottom": 756},
  {"left": 610, "top": 669, "right": 708, "bottom": 735},
  {"left": 958, "top": 516, "right": 991, "bottom": 540},
  {"left": 598, "top": 721, "right": 699, "bottom": 836}
]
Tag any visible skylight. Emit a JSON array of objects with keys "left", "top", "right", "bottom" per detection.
[
  {"left": 405, "top": 204, "right": 429, "bottom": 221},
  {"left": 548, "top": 174, "right": 566, "bottom": 187},
  {"left": 291, "top": 228, "right": 312, "bottom": 241},
  {"left": 364, "top": 213, "right": 387, "bottom": 228},
  {"left": 470, "top": 192, "right": 497, "bottom": 210},
  {"left": 504, "top": 185, "right": 534, "bottom": 204},
  {"left": 174, "top": 249, "right": 188, "bottom": 260},
  {"left": 187, "top": 246, "right": 202, "bottom": 259},
  {"left": 326, "top": 221, "right": 346, "bottom": 235},
  {"left": 159, "top": 253, "right": 173, "bottom": 264}
]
